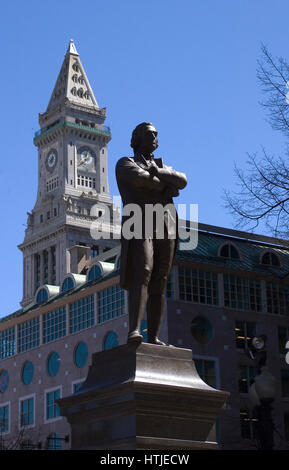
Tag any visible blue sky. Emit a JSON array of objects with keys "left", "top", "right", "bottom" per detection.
[{"left": 1, "top": 0, "right": 289, "bottom": 316}]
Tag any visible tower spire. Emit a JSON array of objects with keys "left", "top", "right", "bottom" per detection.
[
  {"left": 46, "top": 40, "right": 98, "bottom": 112},
  {"left": 67, "top": 38, "right": 79, "bottom": 56}
]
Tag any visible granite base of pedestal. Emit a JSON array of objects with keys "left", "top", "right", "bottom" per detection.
[{"left": 58, "top": 343, "right": 229, "bottom": 450}]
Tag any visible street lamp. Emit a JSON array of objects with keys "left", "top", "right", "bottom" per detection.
[{"left": 247, "top": 335, "right": 277, "bottom": 450}]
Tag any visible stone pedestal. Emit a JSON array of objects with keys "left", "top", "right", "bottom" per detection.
[{"left": 58, "top": 343, "right": 229, "bottom": 450}]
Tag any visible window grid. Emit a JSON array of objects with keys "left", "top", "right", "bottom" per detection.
[
  {"left": 224, "top": 275, "right": 261, "bottom": 311},
  {"left": 0, "top": 404, "right": 9, "bottom": 433},
  {"left": 77, "top": 174, "right": 96, "bottom": 189},
  {"left": 69, "top": 295, "right": 95, "bottom": 334},
  {"left": 46, "top": 176, "right": 59, "bottom": 193},
  {"left": 97, "top": 286, "right": 125, "bottom": 324},
  {"left": 20, "top": 397, "right": 34, "bottom": 427},
  {"left": 278, "top": 327, "right": 289, "bottom": 354},
  {"left": 194, "top": 359, "right": 216, "bottom": 388},
  {"left": 18, "top": 318, "right": 40, "bottom": 353},
  {"left": 240, "top": 409, "right": 258, "bottom": 439},
  {"left": 235, "top": 321, "right": 256, "bottom": 350},
  {"left": 179, "top": 267, "right": 218, "bottom": 305},
  {"left": 0, "top": 327, "right": 15, "bottom": 360},
  {"left": 239, "top": 365, "right": 258, "bottom": 393},
  {"left": 266, "top": 283, "right": 289, "bottom": 315},
  {"left": 166, "top": 271, "right": 174, "bottom": 299},
  {"left": 46, "top": 389, "right": 61, "bottom": 420},
  {"left": 43, "top": 308, "right": 66, "bottom": 344}
]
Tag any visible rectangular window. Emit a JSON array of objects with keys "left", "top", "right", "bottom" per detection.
[
  {"left": 278, "top": 327, "right": 289, "bottom": 355},
  {"left": 266, "top": 283, "right": 289, "bottom": 315},
  {"left": 281, "top": 369, "right": 289, "bottom": 397},
  {"left": 0, "top": 327, "right": 15, "bottom": 360},
  {"left": 194, "top": 359, "right": 216, "bottom": 388},
  {"left": 224, "top": 275, "right": 261, "bottom": 311},
  {"left": 43, "top": 249, "right": 48, "bottom": 284},
  {"left": 43, "top": 307, "right": 66, "bottom": 344},
  {"left": 51, "top": 246, "right": 56, "bottom": 285},
  {"left": 77, "top": 173, "right": 96, "bottom": 190},
  {"left": 46, "top": 176, "right": 59, "bottom": 193},
  {"left": 235, "top": 321, "right": 256, "bottom": 350},
  {"left": 97, "top": 286, "right": 125, "bottom": 324},
  {"left": 240, "top": 409, "right": 258, "bottom": 439},
  {"left": 35, "top": 253, "right": 40, "bottom": 291},
  {"left": 284, "top": 413, "right": 289, "bottom": 441},
  {"left": 69, "top": 295, "right": 95, "bottom": 333},
  {"left": 0, "top": 404, "right": 9, "bottom": 433},
  {"left": 46, "top": 389, "right": 61, "bottom": 420},
  {"left": 73, "top": 381, "right": 85, "bottom": 394},
  {"left": 166, "top": 270, "right": 174, "bottom": 299},
  {"left": 20, "top": 397, "right": 34, "bottom": 427},
  {"left": 18, "top": 318, "right": 40, "bottom": 353},
  {"left": 178, "top": 267, "right": 218, "bottom": 305},
  {"left": 239, "top": 365, "right": 258, "bottom": 393}
]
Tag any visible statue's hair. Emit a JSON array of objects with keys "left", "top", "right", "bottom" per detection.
[{"left": 130, "top": 122, "right": 154, "bottom": 151}]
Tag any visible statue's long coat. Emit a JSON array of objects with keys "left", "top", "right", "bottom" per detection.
[{"left": 115, "top": 153, "right": 187, "bottom": 290}]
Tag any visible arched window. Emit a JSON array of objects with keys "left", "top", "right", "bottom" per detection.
[
  {"left": 72, "top": 62, "right": 79, "bottom": 72},
  {"left": 72, "top": 74, "right": 78, "bottom": 82},
  {"left": 77, "top": 88, "right": 84, "bottom": 98},
  {"left": 36, "top": 287, "right": 48, "bottom": 304},
  {"left": 261, "top": 251, "right": 280, "bottom": 267},
  {"left": 61, "top": 277, "right": 75, "bottom": 293},
  {"left": 88, "top": 264, "right": 103, "bottom": 281},
  {"left": 219, "top": 243, "right": 240, "bottom": 260},
  {"left": 115, "top": 255, "right": 121, "bottom": 270},
  {"left": 103, "top": 331, "right": 119, "bottom": 350},
  {"left": 70, "top": 87, "right": 77, "bottom": 96}
]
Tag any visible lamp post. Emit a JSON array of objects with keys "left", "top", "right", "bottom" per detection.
[{"left": 247, "top": 336, "right": 277, "bottom": 450}]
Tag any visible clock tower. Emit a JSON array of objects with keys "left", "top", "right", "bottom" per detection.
[{"left": 19, "top": 40, "right": 120, "bottom": 307}]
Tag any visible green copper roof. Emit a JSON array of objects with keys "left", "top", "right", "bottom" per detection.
[{"left": 177, "top": 230, "right": 289, "bottom": 277}]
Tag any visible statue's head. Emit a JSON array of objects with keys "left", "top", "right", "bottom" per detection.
[{"left": 130, "top": 122, "right": 158, "bottom": 154}]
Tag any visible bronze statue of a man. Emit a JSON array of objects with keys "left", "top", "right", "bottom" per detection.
[{"left": 115, "top": 122, "right": 187, "bottom": 345}]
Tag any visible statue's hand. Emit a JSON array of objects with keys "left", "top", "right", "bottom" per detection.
[{"left": 148, "top": 164, "right": 159, "bottom": 177}]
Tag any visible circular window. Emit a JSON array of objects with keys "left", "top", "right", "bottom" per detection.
[
  {"left": 103, "top": 331, "right": 119, "bottom": 350},
  {"left": 74, "top": 342, "right": 88, "bottom": 368},
  {"left": 47, "top": 352, "right": 60, "bottom": 377},
  {"left": 0, "top": 370, "right": 9, "bottom": 393},
  {"left": 191, "top": 316, "right": 213, "bottom": 344},
  {"left": 22, "top": 361, "right": 34, "bottom": 385}
]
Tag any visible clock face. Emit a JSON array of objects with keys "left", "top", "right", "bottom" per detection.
[
  {"left": 77, "top": 147, "right": 95, "bottom": 169},
  {"left": 79, "top": 149, "right": 93, "bottom": 166},
  {"left": 46, "top": 149, "right": 58, "bottom": 171}
]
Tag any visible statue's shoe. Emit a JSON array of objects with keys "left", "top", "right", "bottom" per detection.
[
  {"left": 148, "top": 337, "right": 167, "bottom": 346},
  {"left": 127, "top": 330, "right": 143, "bottom": 343}
]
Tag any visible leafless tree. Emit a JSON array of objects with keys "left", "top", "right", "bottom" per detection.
[{"left": 225, "top": 45, "right": 289, "bottom": 238}]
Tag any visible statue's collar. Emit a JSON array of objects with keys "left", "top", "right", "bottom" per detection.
[{"left": 134, "top": 152, "right": 154, "bottom": 164}]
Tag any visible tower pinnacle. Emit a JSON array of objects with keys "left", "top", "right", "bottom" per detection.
[
  {"left": 67, "top": 39, "right": 79, "bottom": 56},
  {"left": 46, "top": 40, "right": 98, "bottom": 112}
]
